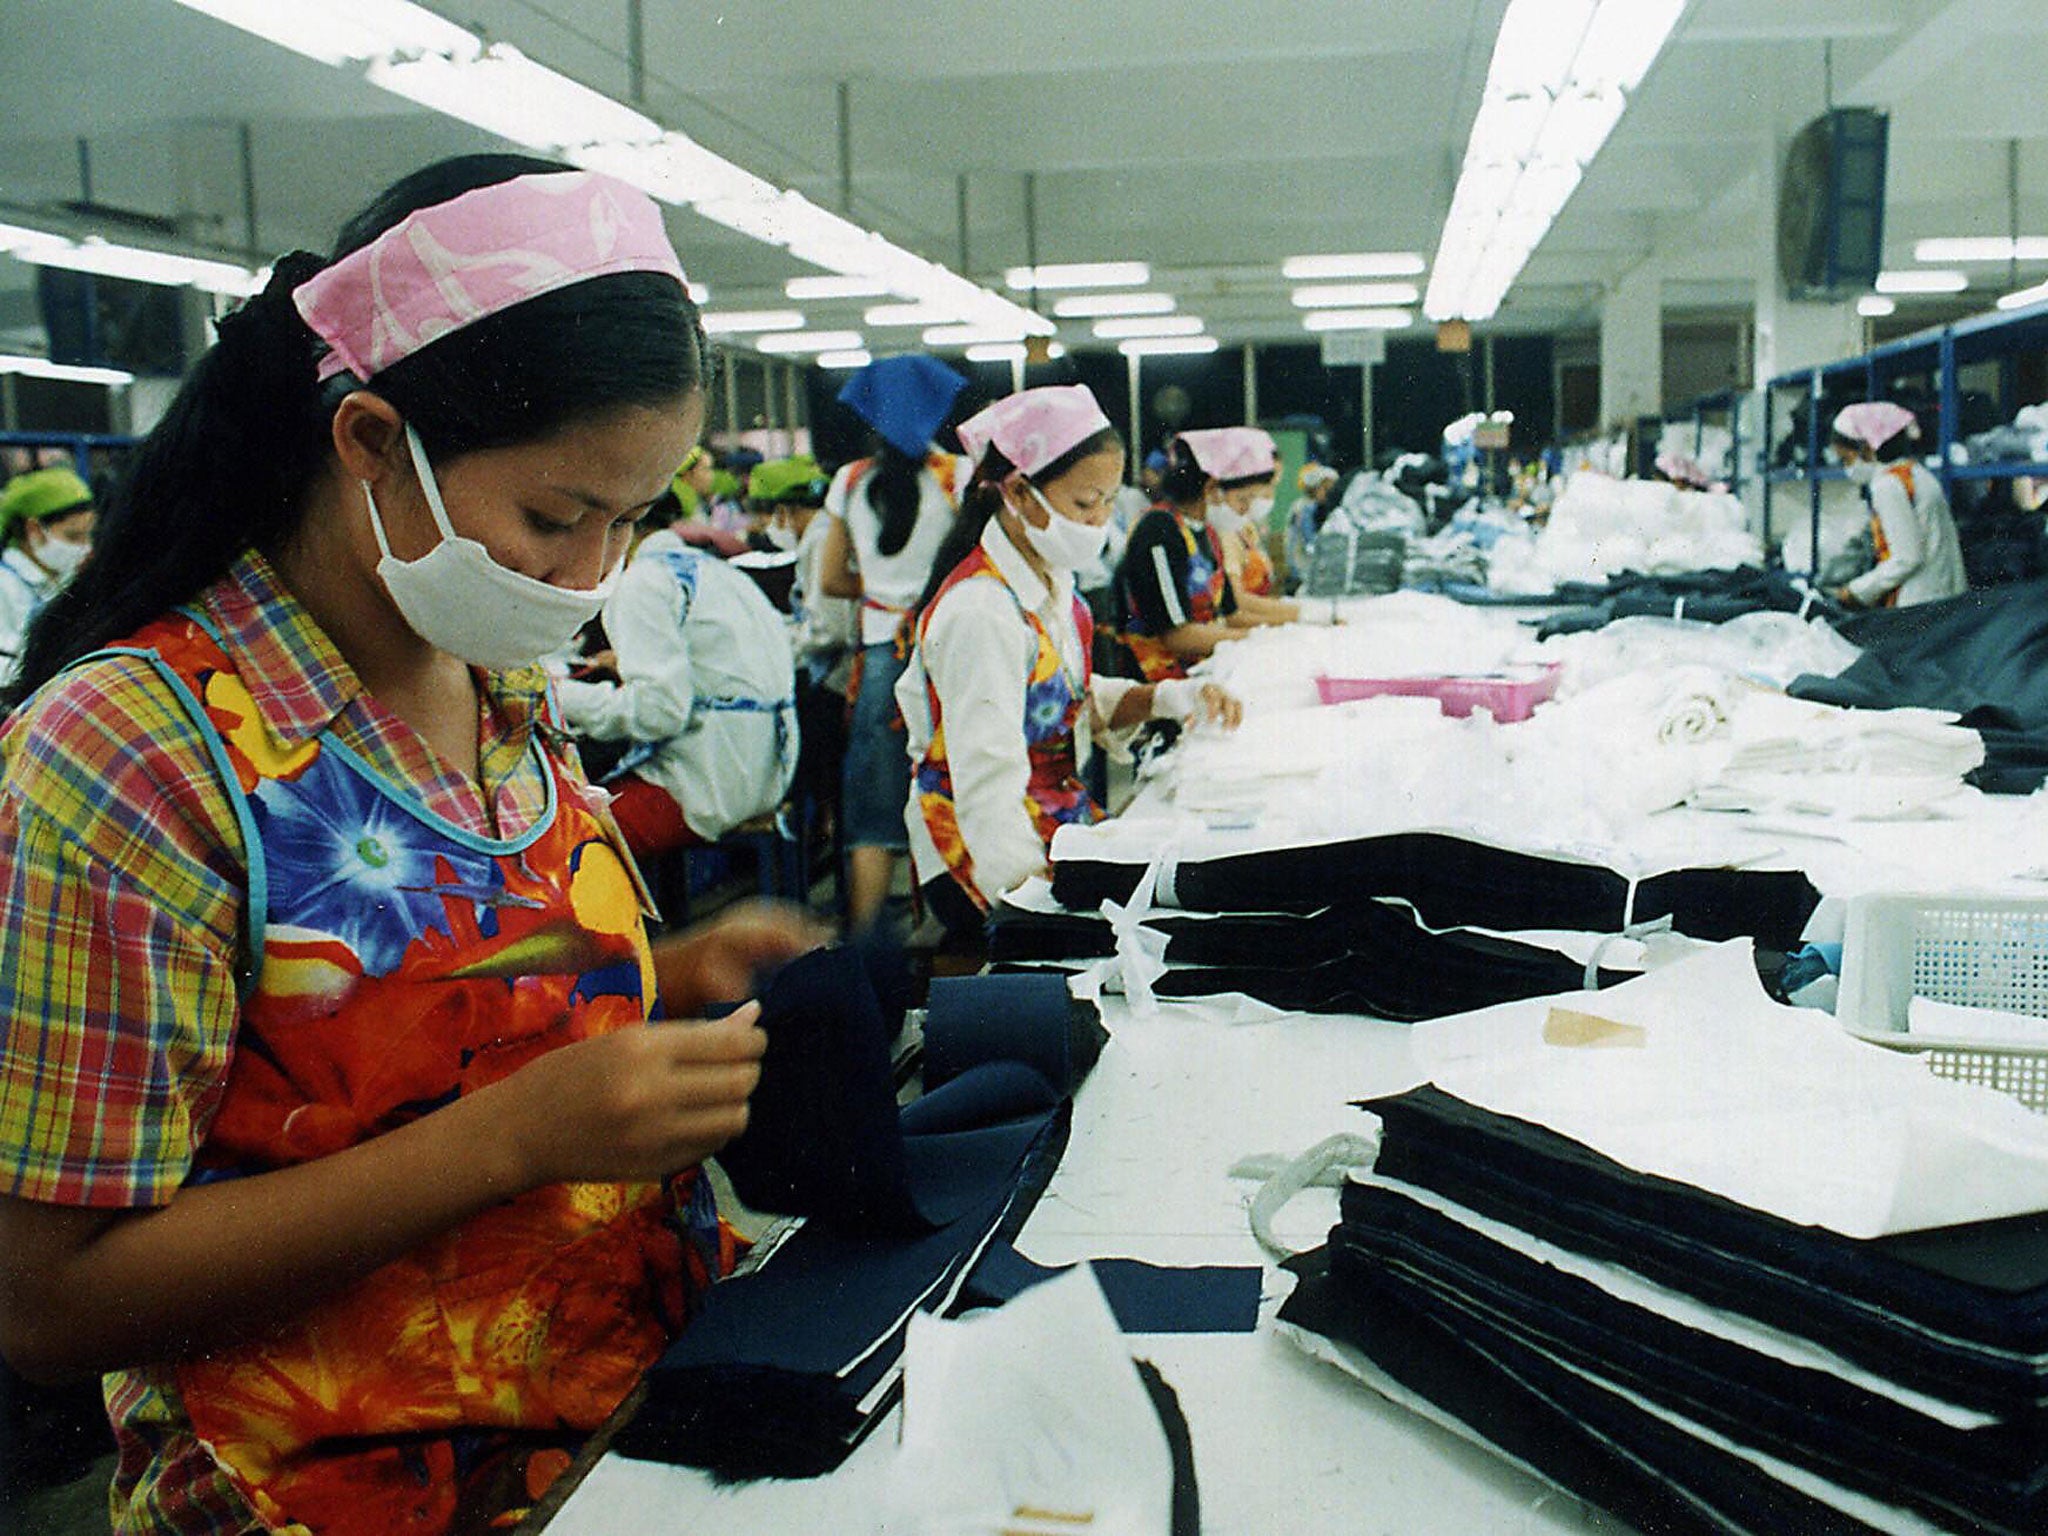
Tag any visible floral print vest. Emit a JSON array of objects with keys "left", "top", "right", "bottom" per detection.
[
  {"left": 912, "top": 547, "right": 1104, "bottom": 911},
  {"left": 106, "top": 611, "right": 732, "bottom": 1536},
  {"left": 1124, "top": 511, "right": 1227, "bottom": 682}
]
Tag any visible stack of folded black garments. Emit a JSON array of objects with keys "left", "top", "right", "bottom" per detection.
[
  {"left": 1281, "top": 1084, "right": 2048, "bottom": 1534},
  {"left": 1026, "top": 831, "right": 1819, "bottom": 1022}
]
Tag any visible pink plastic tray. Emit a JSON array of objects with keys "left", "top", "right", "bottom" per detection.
[{"left": 1313, "top": 663, "right": 1562, "bottom": 722}]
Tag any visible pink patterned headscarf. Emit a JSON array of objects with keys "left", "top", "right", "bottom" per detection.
[
  {"left": 1832, "top": 401, "right": 1920, "bottom": 451},
  {"left": 955, "top": 384, "right": 1113, "bottom": 476},
  {"left": 1177, "top": 427, "right": 1277, "bottom": 481},
  {"left": 293, "top": 170, "right": 688, "bottom": 383}
]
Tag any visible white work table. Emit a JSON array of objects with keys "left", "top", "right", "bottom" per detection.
[{"left": 542, "top": 994, "right": 1627, "bottom": 1535}]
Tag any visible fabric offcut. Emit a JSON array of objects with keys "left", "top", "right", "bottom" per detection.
[
  {"left": 1790, "top": 579, "right": 2048, "bottom": 792},
  {"left": 1049, "top": 830, "right": 1822, "bottom": 951}
]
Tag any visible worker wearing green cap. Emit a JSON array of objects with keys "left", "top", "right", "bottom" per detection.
[{"left": 0, "top": 466, "right": 95, "bottom": 671}]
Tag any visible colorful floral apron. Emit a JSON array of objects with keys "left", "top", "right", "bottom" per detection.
[
  {"left": 912, "top": 548, "right": 1104, "bottom": 910},
  {"left": 1864, "top": 463, "right": 1917, "bottom": 609},
  {"left": 105, "top": 611, "right": 733, "bottom": 1536},
  {"left": 1122, "top": 511, "right": 1227, "bottom": 682}
]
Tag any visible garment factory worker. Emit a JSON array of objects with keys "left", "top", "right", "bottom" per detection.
[
  {"left": 558, "top": 475, "right": 799, "bottom": 857},
  {"left": 900, "top": 385, "right": 1240, "bottom": 933},
  {"left": 819, "top": 352, "right": 971, "bottom": 929},
  {"left": 0, "top": 156, "right": 823, "bottom": 1536},
  {"left": 667, "top": 444, "right": 748, "bottom": 557},
  {"left": 1830, "top": 400, "right": 1966, "bottom": 609},
  {"left": 1198, "top": 427, "right": 1282, "bottom": 597},
  {"left": 1286, "top": 461, "right": 1341, "bottom": 588},
  {"left": 1114, "top": 427, "right": 1300, "bottom": 681},
  {"left": 0, "top": 466, "right": 95, "bottom": 674}
]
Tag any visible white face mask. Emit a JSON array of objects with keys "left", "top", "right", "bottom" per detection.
[
  {"left": 1206, "top": 500, "right": 1245, "bottom": 536},
  {"left": 1018, "top": 482, "right": 1109, "bottom": 571},
  {"left": 765, "top": 522, "right": 799, "bottom": 552},
  {"left": 1843, "top": 459, "right": 1878, "bottom": 487},
  {"left": 363, "top": 424, "right": 620, "bottom": 671},
  {"left": 30, "top": 530, "right": 89, "bottom": 579},
  {"left": 1248, "top": 494, "right": 1276, "bottom": 523}
]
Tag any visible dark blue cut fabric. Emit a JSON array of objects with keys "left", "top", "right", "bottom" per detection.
[
  {"left": 1050, "top": 831, "right": 1821, "bottom": 950},
  {"left": 1278, "top": 1248, "right": 1874, "bottom": 1536},
  {"left": 962, "top": 1244, "right": 1262, "bottom": 1334},
  {"left": 1334, "top": 1181, "right": 2048, "bottom": 1534},
  {"left": 923, "top": 971, "right": 1107, "bottom": 1092},
  {"left": 1362, "top": 1086, "right": 2048, "bottom": 1414}
]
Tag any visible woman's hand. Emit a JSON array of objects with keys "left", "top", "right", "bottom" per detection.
[
  {"left": 492, "top": 1006, "right": 769, "bottom": 1186},
  {"left": 651, "top": 898, "right": 831, "bottom": 1017},
  {"left": 1197, "top": 684, "right": 1243, "bottom": 730}
]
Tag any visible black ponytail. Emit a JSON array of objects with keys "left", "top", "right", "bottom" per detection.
[
  {"left": 866, "top": 439, "right": 925, "bottom": 557},
  {"left": 7, "top": 151, "right": 710, "bottom": 707},
  {"left": 908, "top": 425, "right": 1123, "bottom": 623},
  {"left": 1158, "top": 436, "right": 1212, "bottom": 507}
]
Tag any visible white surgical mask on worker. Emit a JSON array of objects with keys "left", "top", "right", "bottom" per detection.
[
  {"left": 30, "top": 528, "right": 89, "bottom": 579},
  {"left": 1247, "top": 494, "right": 1276, "bottom": 523},
  {"left": 1207, "top": 500, "right": 1245, "bottom": 536},
  {"left": 765, "top": 521, "right": 799, "bottom": 551},
  {"left": 362, "top": 423, "right": 620, "bottom": 671},
  {"left": 1844, "top": 459, "right": 1878, "bottom": 487},
  {"left": 1018, "top": 482, "right": 1109, "bottom": 571}
]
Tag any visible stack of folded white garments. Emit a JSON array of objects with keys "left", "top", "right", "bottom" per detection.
[
  {"left": 1522, "top": 475, "right": 1762, "bottom": 589},
  {"left": 1279, "top": 943, "right": 2048, "bottom": 1536}
]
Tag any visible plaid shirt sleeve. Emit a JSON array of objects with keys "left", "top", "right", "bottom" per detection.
[{"left": 0, "top": 654, "right": 245, "bottom": 1209}]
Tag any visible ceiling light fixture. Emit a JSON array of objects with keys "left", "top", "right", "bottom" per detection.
[
  {"left": 1913, "top": 237, "right": 2048, "bottom": 264},
  {"left": 1874, "top": 269, "right": 1968, "bottom": 294},
  {"left": 0, "top": 353, "right": 136, "bottom": 386},
  {"left": 1425, "top": 0, "right": 1687, "bottom": 323},
  {"left": 1004, "top": 262, "right": 1150, "bottom": 291},
  {"left": 1856, "top": 295, "right": 1896, "bottom": 317},
  {"left": 1117, "top": 336, "right": 1220, "bottom": 358},
  {"left": 1091, "top": 315, "right": 1205, "bottom": 340},
  {"left": 1052, "top": 292, "right": 1175, "bottom": 318},
  {"left": 0, "top": 220, "right": 264, "bottom": 296},
  {"left": 1291, "top": 282, "right": 1420, "bottom": 308},
  {"left": 1281, "top": 253, "right": 1426, "bottom": 280},
  {"left": 1301, "top": 309, "right": 1413, "bottom": 332},
  {"left": 754, "top": 329, "right": 865, "bottom": 355},
  {"left": 787, "top": 275, "right": 891, "bottom": 299},
  {"left": 699, "top": 310, "right": 806, "bottom": 334},
  {"left": 815, "top": 349, "right": 873, "bottom": 369},
  {"left": 1996, "top": 279, "right": 2048, "bottom": 312}
]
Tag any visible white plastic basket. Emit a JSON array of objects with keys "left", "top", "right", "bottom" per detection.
[{"left": 1836, "top": 893, "right": 2048, "bottom": 1112}]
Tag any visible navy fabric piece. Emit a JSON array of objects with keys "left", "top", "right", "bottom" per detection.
[
  {"left": 1050, "top": 831, "right": 1821, "bottom": 951},
  {"left": 1133, "top": 1359, "right": 1202, "bottom": 1536},
  {"left": 1335, "top": 1182, "right": 2048, "bottom": 1533},
  {"left": 1279, "top": 1248, "right": 1873, "bottom": 1536},
  {"left": 617, "top": 1101, "right": 1072, "bottom": 1479},
  {"left": 1531, "top": 566, "right": 1824, "bottom": 639},
  {"left": 962, "top": 1244, "right": 1262, "bottom": 1334},
  {"left": 924, "top": 971, "right": 1107, "bottom": 1092},
  {"left": 716, "top": 946, "right": 1091, "bottom": 1233},
  {"left": 1790, "top": 579, "right": 2048, "bottom": 793},
  {"left": 1362, "top": 1086, "right": 2048, "bottom": 1414}
]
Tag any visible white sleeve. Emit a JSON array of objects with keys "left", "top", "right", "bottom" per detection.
[
  {"left": 920, "top": 581, "right": 1050, "bottom": 900},
  {"left": 557, "top": 561, "right": 695, "bottom": 742},
  {"left": 1846, "top": 474, "right": 1927, "bottom": 606}
]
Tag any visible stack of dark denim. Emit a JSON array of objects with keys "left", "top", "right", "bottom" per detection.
[{"left": 1282, "top": 1084, "right": 2048, "bottom": 1535}]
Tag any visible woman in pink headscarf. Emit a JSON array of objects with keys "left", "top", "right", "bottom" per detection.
[
  {"left": 0, "top": 155, "right": 825, "bottom": 1535},
  {"left": 1828, "top": 401, "right": 1966, "bottom": 608},
  {"left": 898, "top": 385, "right": 1238, "bottom": 932}
]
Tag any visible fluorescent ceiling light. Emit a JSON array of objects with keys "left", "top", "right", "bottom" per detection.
[
  {"left": 0, "top": 353, "right": 135, "bottom": 386},
  {"left": 570, "top": 135, "right": 780, "bottom": 208},
  {"left": 1875, "top": 269, "right": 1967, "bottom": 294},
  {"left": 1425, "top": 0, "right": 1686, "bottom": 323},
  {"left": 923, "top": 323, "right": 1033, "bottom": 346},
  {"left": 865, "top": 303, "right": 964, "bottom": 327},
  {"left": 1118, "top": 336, "right": 1219, "bottom": 358},
  {"left": 369, "top": 44, "right": 660, "bottom": 153},
  {"left": 1291, "top": 282, "right": 1420, "bottom": 308},
  {"left": 754, "top": 330, "right": 864, "bottom": 355},
  {"left": 699, "top": 310, "right": 806, "bottom": 334},
  {"left": 964, "top": 342, "right": 1069, "bottom": 363},
  {"left": 788, "top": 275, "right": 890, "bottom": 300},
  {"left": 1092, "top": 315, "right": 1205, "bottom": 340},
  {"left": 815, "top": 349, "right": 872, "bottom": 369},
  {"left": 167, "top": 0, "right": 477, "bottom": 68},
  {"left": 1052, "top": 292, "right": 1174, "bottom": 318},
  {"left": 1281, "top": 253, "right": 1425, "bottom": 280},
  {"left": 1913, "top": 237, "right": 2048, "bottom": 264},
  {"left": 1004, "top": 262, "right": 1149, "bottom": 291},
  {"left": 1857, "top": 295, "right": 1896, "bottom": 317},
  {"left": 8, "top": 231, "right": 262, "bottom": 295},
  {"left": 1997, "top": 280, "right": 2048, "bottom": 312},
  {"left": 1302, "top": 308, "right": 1412, "bottom": 332}
]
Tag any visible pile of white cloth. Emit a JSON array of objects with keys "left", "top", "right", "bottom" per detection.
[{"left": 1495, "top": 474, "right": 1762, "bottom": 591}]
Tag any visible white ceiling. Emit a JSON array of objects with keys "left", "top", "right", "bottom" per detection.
[{"left": 0, "top": 0, "right": 2045, "bottom": 355}]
